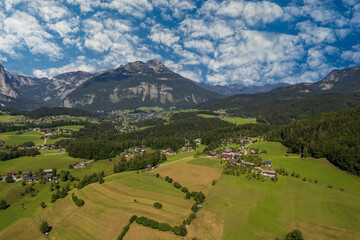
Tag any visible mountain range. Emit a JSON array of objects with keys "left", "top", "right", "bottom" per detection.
[
  {"left": 0, "top": 60, "right": 295, "bottom": 111},
  {"left": 198, "top": 66, "right": 360, "bottom": 124},
  {"left": 196, "top": 82, "right": 291, "bottom": 96},
  {"left": 0, "top": 60, "right": 359, "bottom": 115}
]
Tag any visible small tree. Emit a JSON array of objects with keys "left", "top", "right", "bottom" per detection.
[
  {"left": 285, "top": 229, "right": 304, "bottom": 240},
  {"left": 173, "top": 182, "right": 181, "bottom": 189},
  {"left": 40, "top": 221, "right": 51, "bottom": 234},
  {"left": 212, "top": 180, "right": 216, "bottom": 186},
  {"left": 40, "top": 202, "right": 46, "bottom": 208},
  {"left": 154, "top": 202, "right": 162, "bottom": 209},
  {"left": 156, "top": 173, "right": 160, "bottom": 178},
  {"left": 0, "top": 200, "right": 10, "bottom": 210}
]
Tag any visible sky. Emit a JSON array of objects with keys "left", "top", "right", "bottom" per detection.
[{"left": 0, "top": 0, "right": 359, "bottom": 86}]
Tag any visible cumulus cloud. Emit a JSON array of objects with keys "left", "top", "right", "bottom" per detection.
[
  {"left": 149, "top": 24, "right": 180, "bottom": 47},
  {"left": 33, "top": 60, "right": 97, "bottom": 78},
  {"left": 3, "top": 11, "right": 62, "bottom": 59},
  {"left": 0, "top": 0, "right": 358, "bottom": 87},
  {"left": 105, "top": 0, "right": 152, "bottom": 19},
  {"left": 66, "top": 0, "right": 101, "bottom": 12}
]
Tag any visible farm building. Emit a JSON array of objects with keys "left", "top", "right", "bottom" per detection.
[{"left": 262, "top": 170, "right": 276, "bottom": 177}]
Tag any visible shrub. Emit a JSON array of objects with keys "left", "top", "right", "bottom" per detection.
[
  {"left": 0, "top": 200, "right": 9, "bottom": 210},
  {"left": 191, "top": 203, "right": 200, "bottom": 213},
  {"left": 173, "top": 224, "right": 187, "bottom": 236},
  {"left": 185, "top": 192, "right": 191, "bottom": 199},
  {"left": 72, "top": 194, "right": 85, "bottom": 207},
  {"left": 156, "top": 173, "right": 160, "bottom": 178},
  {"left": 168, "top": 178, "right": 173, "bottom": 183},
  {"left": 285, "top": 229, "right": 304, "bottom": 240},
  {"left": 40, "top": 221, "right": 51, "bottom": 234},
  {"left": 40, "top": 202, "right": 46, "bottom": 208},
  {"left": 328, "top": 185, "right": 333, "bottom": 188},
  {"left": 154, "top": 202, "right": 162, "bottom": 209},
  {"left": 314, "top": 179, "right": 318, "bottom": 183},
  {"left": 212, "top": 180, "right": 216, "bottom": 185},
  {"left": 173, "top": 182, "right": 181, "bottom": 189},
  {"left": 181, "top": 187, "right": 188, "bottom": 193},
  {"left": 129, "top": 215, "right": 137, "bottom": 223},
  {"left": 165, "top": 176, "right": 169, "bottom": 181},
  {"left": 158, "top": 223, "right": 172, "bottom": 231},
  {"left": 99, "top": 178, "right": 105, "bottom": 184}
]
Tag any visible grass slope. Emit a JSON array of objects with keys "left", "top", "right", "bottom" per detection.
[
  {"left": 222, "top": 117, "right": 257, "bottom": 125},
  {"left": 0, "top": 131, "right": 43, "bottom": 146}
]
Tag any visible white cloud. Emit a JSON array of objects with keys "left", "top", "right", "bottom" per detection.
[
  {"left": 3, "top": 11, "right": 62, "bottom": 59},
  {"left": 149, "top": 24, "right": 180, "bottom": 47},
  {"left": 105, "top": 0, "right": 152, "bottom": 19},
  {"left": 296, "top": 21, "right": 336, "bottom": 45},
  {"left": 66, "top": 0, "right": 101, "bottom": 12},
  {"left": 183, "top": 39, "right": 214, "bottom": 54},
  {"left": 341, "top": 44, "right": 360, "bottom": 63},
  {"left": 33, "top": 60, "right": 97, "bottom": 78},
  {"left": 82, "top": 17, "right": 132, "bottom": 53},
  {"left": 180, "top": 18, "right": 234, "bottom": 40}
]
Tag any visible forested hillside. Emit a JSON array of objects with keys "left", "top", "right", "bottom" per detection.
[
  {"left": 25, "top": 107, "right": 97, "bottom": 119},
  {"left": 271, "top": 106, "right": 360, "bottom": 175}
]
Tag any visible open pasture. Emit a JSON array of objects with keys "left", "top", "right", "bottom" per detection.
[{"left": 0, "top": 131, "right": 43, "bottom": 146}]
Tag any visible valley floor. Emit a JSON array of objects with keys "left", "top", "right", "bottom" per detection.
[{"left": 0, "top": 142, "right": 359, "bottom": 239}]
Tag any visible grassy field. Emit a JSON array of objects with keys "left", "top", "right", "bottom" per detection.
[
  {"left": 222, "top": 117, "right": 257, "bottom": 125},
  {"left": 197, "top": 114, "right": 217, "bottom": 118},
  {"left": 0, "top": 150, "right": 84, "bottom": 175},
  {"left": 0, "top": 114, "right": 22, "bottom": 122},
  {"left": 58, "top": 125, "right": 85, "bottom": 131},
  {"left": 0, "top": 141, "right": 359, "bottom": 239},
  {"left": 0, "top": 131, "right": 44, "bottom": 146}
]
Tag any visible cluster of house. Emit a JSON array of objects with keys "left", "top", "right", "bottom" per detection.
[
  {"left": 1, "top": 169, "right": 56, "bottom": 184},
  {"left": 209, "top": 146, "right": 276, "bottom": 177},
  {"left": 161, "top": 149, "right": 176, "bottom": 155},
  {"left": 73, "top": 160, "right": 93, "bottom": 169}
]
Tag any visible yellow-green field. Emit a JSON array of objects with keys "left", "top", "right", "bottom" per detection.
[
  {"left": 0, "top": 141, "right": 359, "bottom": 240},
  {"left": 222, "top": 117, "right": 257, "bottom": 125},
  {"left": 0, "top": 150, "right": 84, "bottom": 175},
  {"left": 0, "top": 131, "right": 43, "bottom": 146},
  {"left": 0, "top": 114, "right": 22, "bottom": 122}
]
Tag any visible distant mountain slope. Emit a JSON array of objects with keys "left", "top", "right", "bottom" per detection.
[
  {"left": 0, "top": 64, "right": 94, "bottom": 109},
  {"left": 63, "top": 60, "right": 223, "bottom": 111},
  {"left": 197, "top": 82, "right": 290, "bottom": 96},
  {"left": 198, "top": 66, "right": 360, "bottom": 124}
]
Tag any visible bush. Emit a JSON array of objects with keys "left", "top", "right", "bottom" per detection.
[
  {"left": 181, "top": 187, "right": 188, "bottom": 193},
  {"left": 158, "top": 223, "right": 172, "bottom": 231},
  {"left": 285, "top": 229, "right": 304, "bottom": 240},
  {"left": 168, "top": 178, "right": 173, "bottom": 183},
  {"left": 99, "top": 178, "right": 105, "bottom": 184},
  {"left": 173, "top": 224, "right": 187, "bottom": 236},
  {"left": 156, "top": 173, "right": 160, "bottom": 178},
  {"left": 154, "top": 202, "right": 162, "bottom": 209},
  {"left": 40, "top": 221, "right": 51, "bottom": 234},
  {"left": 72, "top": 194, "right": 85, "bottom": 207},
  {"left": 212, "top": 180, "right": 216, "bottom": 185},
  {"left": 40, "top": 202, "right": 46, "bottom": 208},
  {"left": 129, "top": 215, "right": 137, "bottom": 223},
  {"left": 0, "top": 200, "right": 9, "bottom": 210},
  {"left": 173, "top": 182, "right": 181, "bottom": 189},
  {"left": 165, "top": 176, "right": 169, "bottom": 181},
  {"left": 328, "top": 185, "right": 333, "bottom": 188}
]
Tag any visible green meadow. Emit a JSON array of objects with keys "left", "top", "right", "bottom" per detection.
[
  {"left": 0, "top": 131, "right": 43, "bottom": 146},
  {"left": 223, "top": 117, "right": 257, "bottom": 125},
  {"left": 0, "top": 150, "right": 84, "bottom": 175},
  {"left": 0, "top": 141, "right": 359, "bottom": 239},
  {"left": 0, "top": 114, "right": 22, "bottom": 122}
]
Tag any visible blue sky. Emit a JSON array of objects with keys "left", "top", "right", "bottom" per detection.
[{"left": 0, "top": 0, "right": 359, "bottom": 86}]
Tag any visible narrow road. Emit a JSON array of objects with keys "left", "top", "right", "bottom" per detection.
[{"left": 160, "top": 156, "right": 194, "bottom": 166}]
